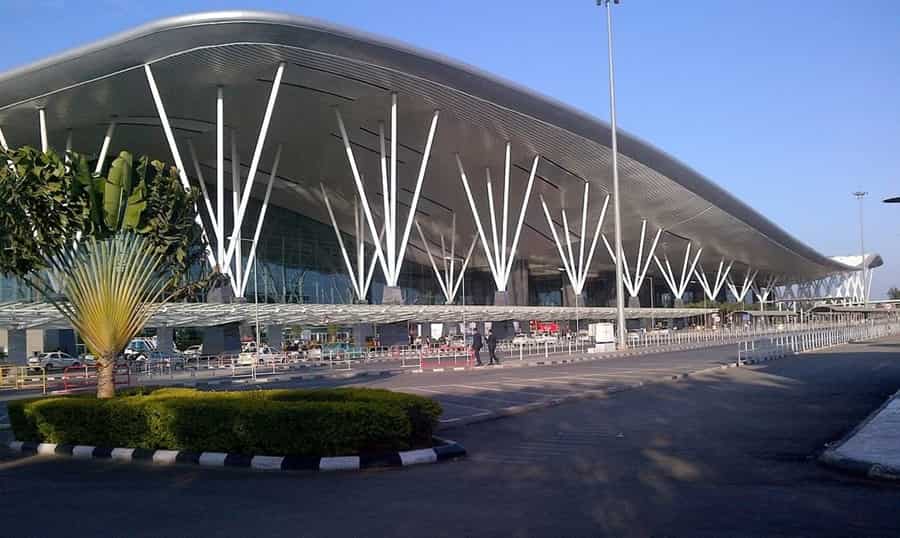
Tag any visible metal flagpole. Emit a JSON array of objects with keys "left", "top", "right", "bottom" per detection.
[{"left": 600, "top": 0, "right": 627, "bottom": 349}]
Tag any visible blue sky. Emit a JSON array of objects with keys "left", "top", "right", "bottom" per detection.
[{"left": 3, "top": 0, "right": 898, "bottom": 297}]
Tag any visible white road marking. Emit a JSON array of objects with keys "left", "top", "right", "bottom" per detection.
[
  {"left": 450, "top": 384, "right": 556, "bottom": 398},
  {"left": 406, "top": 386, "right": 524, "bottom": 405}
]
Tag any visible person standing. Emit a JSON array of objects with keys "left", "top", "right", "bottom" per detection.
[
  {"left": 487, "top": 329, "right": 500, "bottom": 365},
  {"left": 471, "top": 327, "right": 484, "bottom": 366}
]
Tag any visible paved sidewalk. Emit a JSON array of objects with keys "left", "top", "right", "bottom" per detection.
[{"left": 821, "top": 389, "right": 900, "bottom": 480}]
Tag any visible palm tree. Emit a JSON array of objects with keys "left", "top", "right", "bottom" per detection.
[{"left": 0, "top": 146, "right": 217, "bottom": 397}]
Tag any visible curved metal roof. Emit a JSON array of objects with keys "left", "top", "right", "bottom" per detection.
[{"left": 0, "top": 10, "right": 860, "bottom": 282}]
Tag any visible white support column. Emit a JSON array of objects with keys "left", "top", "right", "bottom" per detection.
[
  {"left": 752, "top": 274, "right": 779, "bottom": 309},
  {"left": 94, "top": 122, "right": 116, "bottom": 175},
  {"left": 726, "top": 267, "right": 758, "bottom": 302},
  {"left": 216, "top": 86, "right": 225, "bottom": 266},
  {"left": 230, "top": 129, "right": 243, "bottom": 287},
  {"left": 187, "top": 140, "right": 220, "bottom": 248},
  {"left": 223, "top": 62, "right": 285, "bottom": 272},
  {"left": 38, "top": 108, "right": 48, "bottom": 153},
  {"left": 335, "top": 96, "right": 440, "bottom": 288},
  {"left": 540, "top": 186, "right": 609, "bottom": 296},
  {"left": 0, "top": 126, "right": 8, "bottom": 150},
  {"left": 240, "top": 145, "right": 282, "bottom": 298},
  {"left": 455, "top": 145, "right": 539, "bottom": 293},
  {"left": 321, "top": 185, "right": 385, "bottom": 302},
  {"left": 416, "top": 215, "right": 478, "bottom": 304},
  {"left": 694, "top": 258, "right": 733, "bottom": 301},
  {"left": 653, "top": 242, "right": 702, "bottom": 301},
  {"left": 602, "top": 219, "right": 662, "bottom": 298},
  {"left": 144, "top": 64, "right": 217, "bottom": 270}
]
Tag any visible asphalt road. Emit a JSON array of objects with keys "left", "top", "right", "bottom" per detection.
[
  {"left": 253, "top": 343, "right": 743, "bottom": 424},
  {"left": 2, "top": 338, "right": 900, "bottom": 537}
]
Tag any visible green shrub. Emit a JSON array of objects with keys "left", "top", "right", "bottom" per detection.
[{"left": 8, "top": 387, "right": 440, "bottom": 457}]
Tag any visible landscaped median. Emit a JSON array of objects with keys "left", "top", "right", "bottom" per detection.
[{"left": 5, "top": 387, "right": 465, "bottom": 472}]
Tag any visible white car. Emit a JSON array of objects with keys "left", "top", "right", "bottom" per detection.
[
  {"left": 28, "top": 351, "right": 81, "bottom": 370},
  {"left": 511, "top": 333, "right": 534, "bottom": 345},
  {"left": 237, "top": 345, "right": 282, "bottom": 366},
  {"left": 183, "top": 345, "right": 203, "bottom": 357},
  {"left": 533, "top": 333, "right": 558, "bottom": 344}
]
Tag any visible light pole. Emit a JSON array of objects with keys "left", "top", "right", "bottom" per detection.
[
  {"left": 853, "top": 191, "right": 867, "bottom": 306},
  {"left": 598, "top": 0, "right": 627, "bottom": 349}
]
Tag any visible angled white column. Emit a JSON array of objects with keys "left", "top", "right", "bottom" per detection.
[
  {"left": 321, "top": 186, "right": 385, "bottom": 302},
  {"left": 752, "top": 274, "right": 779, "bottom": 308},
  {"left": 187, "top": 139, "right": 220, "bottom": 247},
  {"left": 334, "top": 94, "right": 440, "bottom": 288},
  {"left": 144, "top": 64, "right": 217, "bottom": 270},
  {"left": 602, "top": 219, "right": 662, "bottom": 297},
  {"left": 456, "top": 143, "right": 539, "bottom": 292},
  {"left": 694, "top": 258, "right": 733, "bottom": 301},
  {"left": 38, "top": 108, "right": 48, "bottom": 153},
  {"left": 223, "top": 62, "right": 285, "bottom": 272},
  {"left": 653, "top": 242, "right": 702, "bottom": 301},
  {"left": 94, "top": 122, "right": 116, "bottom": 175},
  {"left": 230, "top": 129, "right": 243, "bottom": 288},
  {"left": 415, "top": 216, "right": 477, "bottom": 304},
  {"left": 0, "top": 126, "right": 8, "bottom": 150},
  {"left": 539, "top": 184, "right": 609, "bottom": 296},
  {"left": 726, "top": 266, "right": 758, "bottom": 302},
  {"left": 240, "top": 145, "right": 282, "bottom": 297}
]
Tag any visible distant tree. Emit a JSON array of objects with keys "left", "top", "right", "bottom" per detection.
[
  {"left": 0, "top": 146, "right": 221, "bottom": 397},
  {"left": 888, "top": 287, "right": 900, "bottom": 300}
]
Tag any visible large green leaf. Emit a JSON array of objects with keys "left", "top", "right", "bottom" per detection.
[{"left": 104, "top": 151, "right": 133, "bottom": 230}]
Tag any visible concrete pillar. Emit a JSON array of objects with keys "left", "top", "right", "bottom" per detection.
[
  {"left": 353, "top": 323, "right": 376, "bottom": 348},
  {"left": 156, "top": 327, "right": 174, "bottom": 353},
  {"left": 382, "top": 286, "right": 404, "bottom": 305},
  {"left": 378, "top": 322, "right": 410, "bottom": 347},
  {"left": 628, "top": 296, "right": 641, "bottom": 308},
  {"left": 6, "top": 329, "right": 27, "bottom": 365},
  {"left": 42, "top": 329, "right": 76, "bottom": 356},
  {"left": 202, "top": 322, "right": 242, "bottom": 355},
  {"left": 267, "top": 325, "right": 283, "bottom": 351},
  {"left": 493, "top": 291, "right": 510, "bottom": 306}
]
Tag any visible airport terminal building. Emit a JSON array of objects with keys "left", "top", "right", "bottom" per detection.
[{"left": 0, "top": 11, "right": 882, "bottom": 356}]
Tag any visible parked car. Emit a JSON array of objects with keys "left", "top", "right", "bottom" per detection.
[
  {"left": 533, "top": 333, "right": 558, "bottom": 344},
  {"left": 28, "top": 351, "right": 80, "bottom": 370},
  {"left": 237, "top": 345, "right": 282, "bottom": 366},
  {"left": 511, "top": 333, "right": 534, "bottom": 345},
  {"left": 182, "top": 344, "right": 203, "bottom": 357},
  {"left": 133, "top": 351, "right": 185, "bottom": 369},
  {"left": 124, "top": 337, "right": 156, "bottom": 360}
]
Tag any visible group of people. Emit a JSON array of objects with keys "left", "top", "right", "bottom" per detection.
[{"left": 470, "top": 327, "right": 500, "bottom": 367}]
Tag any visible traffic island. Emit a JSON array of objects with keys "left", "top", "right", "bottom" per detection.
[
  {"left": 5, "top": 387, "right": 466, "bottom": 473},
  {"left": 4, "top": 436, "right": 466, "bottom": 473},
  {"left": 820, "top": 389, "right": 900, "bottom": 481}
]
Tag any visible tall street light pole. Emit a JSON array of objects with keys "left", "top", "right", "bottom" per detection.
[
  {"left": 599, "top": 0, "right": 627, "bottom": 349},
  {"left": 853, "top": 191, "right": 867, "bottom": 306}
]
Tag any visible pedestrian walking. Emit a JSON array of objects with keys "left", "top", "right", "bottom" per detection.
[
  {"left": 487, "top": 329, "right": 500, "bottom": 365},
  {"left": 471, "top": 327, "right": 484, "bottom": 366}
]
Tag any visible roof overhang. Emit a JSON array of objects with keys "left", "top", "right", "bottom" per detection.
[
  {"left": 0, "top": 11, "right": 860, "bottom": 281},
  {"left": 0, "top": 302, "right": 716, "bottom": 330}
]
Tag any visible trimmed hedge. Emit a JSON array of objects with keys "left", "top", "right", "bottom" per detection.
[{"left": 8, "top": 387, "right": 442, "bottom": 457}]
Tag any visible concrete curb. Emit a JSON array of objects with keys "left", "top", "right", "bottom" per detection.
[
  {"left": 438, "top": 352, "right": 787, "bottom": 430},
  {"left": 819, "top": 389, "right": 900, "bottom": 481},
  {"left": 4, "top": 436, "right": 466, "bottom": 473}
]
